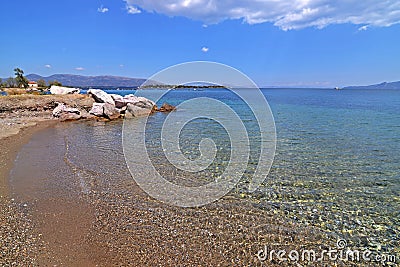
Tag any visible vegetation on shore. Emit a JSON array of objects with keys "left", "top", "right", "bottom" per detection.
[{"left": 0, "top": 68, "right": 62, "bottom": 92}]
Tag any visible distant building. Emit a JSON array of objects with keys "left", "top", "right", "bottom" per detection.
[{"left": 28, "top": 81, "right": 38, "bottom": 88}]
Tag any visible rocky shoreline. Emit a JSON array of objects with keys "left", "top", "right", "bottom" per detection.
[
  {"left": 52, "top": 89, "right": 176, "bottom": 121},
  {"left": 0, "top": 90, "right": 175, "bottom": 140}
]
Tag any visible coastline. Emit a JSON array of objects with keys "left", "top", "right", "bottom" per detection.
[
  {"left": 0, "top": 119, "right": 335, "bottom": 266},
  {"left": 0, "top": 119, "right": 57, "bottom": 265},
  {"left": 0, "top": 93, "right": 360, "bottom": 266},
  {"left": 0, "top": 92, "right": 96, "bottom": 194},
  {"left": 0, "top": 119, "right": 57, "bottom": 195},
  {"left": 0, "top": 94, "right": 99, "bottom": 265},
  {"left": 0, "top": 117, "right": 112, "bottom": 266}
]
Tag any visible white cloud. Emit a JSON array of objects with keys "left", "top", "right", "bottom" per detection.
[
  {"left": 126, "top": 5, "right": 141, "bottom": 14},
  {"left": 75, "top": 67, "right": 85, "bottom": 71},
  {"left": 123, "top": 0, "right": 400, "bottom": 30},
  {"left": 201, "top": 47, "right": 209, "bottom": 52},
  {"left": 97, "top": 5, "right": 109, "bottom": 13},
  {"left": 45, "top": 64, "right": 52, "bottom": 68},
  {"left": 358, "top": 25, "right": 369, "bottom": 31}
]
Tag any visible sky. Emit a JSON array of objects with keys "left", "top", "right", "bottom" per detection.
[{"left": 1, "top": 0, "right": 400, "bottom": 87}]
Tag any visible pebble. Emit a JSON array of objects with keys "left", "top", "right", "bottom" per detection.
[{"left": 0, "top": 199, "right": 44, "bottom": 266}]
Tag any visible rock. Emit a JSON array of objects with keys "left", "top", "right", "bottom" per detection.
[
  {"left": 86, "top": 91, "right": 156, "bottom": 119},
  {"left": 52, "top": 103, "right": 66, "bottom": 117},
  {"left": 60, "top": 112, "right": 82, "bottom": 121},
  {"left": 89, "top": 102, "right": 121, "bottom": 120},
  {"left": 124, "top": 111, "right": 134, "bottom": 119},
  {"left": 89, "top": 103, "right": 105, "bottom": 117},
  {"left": 103, "top": 103, "right": 120, "bottom": 120},
  {"left": 110, "top": 94, "right": 125, "bottom": 108},
  {"left": 123, "top": 95, "right": 155, "bottom": 109},
  {"left": 87, "top": 89, "right": 115, "bottom": 105},
  {"left": 50, "top": 85, "right": 80, "bottom": 95},
  {"left": 52, "top": 103, "right": 82, "bottom": 121},
  {"left": 158, "top": 103, "right": 176, "bottom": 112},
  {"left": 109, "top": 94, "right": 157, "bottom": 111},
  {"left": 121, "top": 95, "right": 139, "bottom": 106},
  {"left": 136, "top": 97, "right": 155, "bottom": 109},
  {"left": 80, "top": 110, "right": 96, "bottom": 119},
  {"left": 126, "top": 103, "right": 152, "bottom": 117}
]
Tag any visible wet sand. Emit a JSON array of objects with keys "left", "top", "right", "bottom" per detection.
[
  {"left": 0, "top": 120, "right": 55, "bottom": 265},
  {"left": 0, "top": 121, "right": 112, "bottom": 266}
]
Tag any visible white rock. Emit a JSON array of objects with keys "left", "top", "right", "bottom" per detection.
[
  {"left": 87, "top": 89, "right": 115, "bottom": 105},
  {"left": 89, "top": 103, "right": 105, "bottom": 116},
  {"left": 122, "top": 95, "right": 140, "bottom": 105},
  {"left": 103, "top": 103, "right": 120, "bottom": 120},
  {"left": 52, "top": 103, "right": 81, "bottom": 118},
  {"left": 110, "top": 94, "right": 126, "bottom": 108},
  {"left": 50, "top": 85, "right": 80, "bottom": 95},
  {"left": 126, "top": 103, "right": 152, "bottom": 117},
  {"left": 123, "top": 95, "right": 155, "bottom": 110}
]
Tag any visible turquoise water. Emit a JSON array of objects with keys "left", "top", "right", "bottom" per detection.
[
  {"left": 261, "top": 89, "right": 400, "bottom": 252},
  {"left": 134, "top": 88, "right": 400, "bottom": 251},
  {"left": 13, "top": 88, "right": 400, "bottom": 254}
]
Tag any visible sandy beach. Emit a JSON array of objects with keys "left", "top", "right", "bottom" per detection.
[{"left": 0, "top": 94, "right": 100, "bottom": 265}]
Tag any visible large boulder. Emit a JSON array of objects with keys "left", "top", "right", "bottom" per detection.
[
  {"left": 89, "top": 103, "right": 105, "bottom": 117},
  {"left": 103, "top": 103, "right": 120, "bottom": 120},
  {"left": 123, "top": 94, "right": 155, "bottom": 109},
  {"left": 110, "top": 94, "right": 125, "bottom": 108},
  {"left": 50, "top": 86, "right": 80, "bottom": 95},
  {"left": 86, "top": 90, "right": 157, "bottom": 119},
  {"left": 126, "top": 103, "right": 152, "bottom": 118},
  {"left": 109, "top": 93, "right": 156, "bottom": 110},
  {"left": 135, "top": 97, "right": 155, "bottom": 109},
  {"left": 87, "top": 89, "right": 115, "bottom": 105},
  {"left": 60, "top": 112, "right": 82, "bottom": 121},
  {"left": 52, "top": 103, "right": 82, "bottom": 121},
  {"left": 89, "top": 102, "right": 120, "bottom": 120}
]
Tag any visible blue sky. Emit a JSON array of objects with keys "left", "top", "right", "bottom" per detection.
[{"left": 1, "top": 0, "right": 400, "bottom": 87}]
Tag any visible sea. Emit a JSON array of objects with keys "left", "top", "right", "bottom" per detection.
[{"left": 10, "top": 88, "right": 400, "bottom": 254}]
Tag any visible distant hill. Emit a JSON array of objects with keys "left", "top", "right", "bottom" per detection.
[
  {"left": 25, "top": 74, "right": 147, "bottom": 87},
  {"left": 344, "top": 81, "right": 400, "bottom": 90}
]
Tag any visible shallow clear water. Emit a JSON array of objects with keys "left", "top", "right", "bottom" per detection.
[{"left": 11, "top": 88, "right": 400, "bottom": 253}]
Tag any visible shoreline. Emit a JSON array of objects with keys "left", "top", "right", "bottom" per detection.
[
  {"left": 0, "top": 119, "right": 58, "bottom": 265},
  {"left": 0, "top": 119, "right": 57, "bottom": 196},
  {"left": 0, "top": 119, "right": 336, "bottom": 266},
  {"left": 0, "top": 94, "right": 348, "bottom": 266},
  {"left": 0, "top": 119, "right": 111, "bottom": 266}
]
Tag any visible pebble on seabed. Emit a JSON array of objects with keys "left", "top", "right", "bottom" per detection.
[{"left": 0, "top": 197, "right": 44, "bottom": 266}]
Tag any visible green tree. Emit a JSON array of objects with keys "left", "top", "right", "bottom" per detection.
[
  {"left": 6, "top": 77, "right": 17, "bottom": 88},
  {"left": 14, "top": 68, "right": 29, "bottom": 88},
  {"left": 49, "top": 80, "right": 62, "bottom": 86},
  {"left": 37, "top": 79, "right": 47, "bottom": 88}
]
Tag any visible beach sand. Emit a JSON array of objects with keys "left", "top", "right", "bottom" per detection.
[
  {"left": 0, "top": 94, "right": 359, "bottom": 266},
  {"left": 0, "top": 120, "right": 56, "bottom": 265}
]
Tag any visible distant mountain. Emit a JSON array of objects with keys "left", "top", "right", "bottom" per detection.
[
  {"left": 25, "top": 74, "right": 147, "bottom": 87},
  {"left": 344, "top": 81, "right": 400, "bottom": 90}
]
